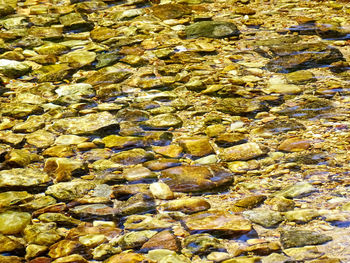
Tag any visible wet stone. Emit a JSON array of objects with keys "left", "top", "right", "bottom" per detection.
[
  {"left": 0, "top": 233, "right": 23, "bottom": 253},
  {"left": 152, "top": 144, "right": 183, "bottom": 158},
  {"left": 51, "top": 254, "right": 88, "bottom": 263},
  {"left": 234, "top": 195, "right": 267, "bottom": 209},
  {"left": 26, "top": 130, "right": 56, "bottom": 148},
  {"left": 151, "top": 4, "right": 191, "bottom": 20},
  {"left": 59, "top": 50, "right": 96, "bottom": 68},
  {"left": 0, "top": 59, "right": 31, "bottom": 78},
  {"left": 142, "top": 113, "right": 183, "bottom": 130},
  {"left": 118, "top": 230, "right": 157, "bottom": 249},
  {"left": 280, "top": 230, "right": 332, "bottom": 248},
  {"left": 0, "top": 191, "right": 33, "bottom": 207},
  {"left": 19, "top": 195, "right": 57, "bottom": 211},
  {"left": 285, "top": 70, "right": 316, "bottom": 84},
  {"left": 13, "top": 115, "right": 46, "bottom": 133},
  {"left": 183, "top": 233, "right": 225, "bottom": 256},
  {"left": 143, "top": 158, "right": 182, "bottom": 171},
  {"left": 273, "top": 182, "right": 316, "bottom": 198},
  {"left": 178, "top": 136, "right": 214, "bottom": 157},
  {"left": 141, "top": 230, "right": 180, "bottom": 252},
  {"left": 44, "top": 157, "right": 88, "bottom": 182},
  {"left": 85, "top": 66, "right": 132, "bottom": 87},
  {"left": 102, "top": 135, "right": 145, "bottom": 149},
  {"left": 5, "top": 149, "right": 40, "bottom": 168},
  {"left": 0, "top": 210, "right": 31, "bottom": 234},
  {"left": 243, "top": 209, "right": 284, "bottom": 228},
  {"left": 284, "top": 209, "right": 319, "bottom": 223},
  {"left": 104, "top": 252, "right": 146, "bottom": 263},
  {"left": 124, "top": 214, "right": 174, "bottom": 230},
  {"left": 69, "top": 204, "right": 116, "bottom": 219},
  {"left": 0, "top": 103, "right": 43, "bottom": 118},
  {"left": 48, "top": 240, "right": 85, "bottom": 259},
  {"left": 0, "top": 131, "right": 25, "bottom": 146},
  {"left": 160, "top": 165, "right": 233, "bottom": 192},
  {"left": 123, "top": 166, "right": 157, "bottom": 182},
  {"left": 278, "top": 137, "right": 311, "bottom": 152},
  {"left": 161, "top": 197, "right": 211, "bottom": 214},
  {"left": 283, "top": 246, "right": 323, "bottom": 261},
  {"left": 45, "top": 180, "right": 96, "bottom": 201},
  {"left": 0, "top": 168, "right": 50, "bottom": 188},
  {"left": 220, "top": 142, "right": 265, "bottom": 162},
  {"left": 116, "top": 193, "right": 156, "bottom": 216},
  {"left": 32, "top": 64, "right": 71, "bottom": 82},
  {"left": 42, "top": 145, "right": 75, "bottom": 158},
  {"left": 186, "top": 21, "right": 240, "bottom": 39},
  {"left": 0, "top": 4, "right": 15, "bottom": 17}
]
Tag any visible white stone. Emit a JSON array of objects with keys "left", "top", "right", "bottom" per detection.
[{"left": 150, "top": 182, "right": 174, "bottom": 200}]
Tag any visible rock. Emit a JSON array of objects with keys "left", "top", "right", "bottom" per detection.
[
  {"left": 111, "top": 148, "right": 154, "bottom": 165},
  {"left": 118, "top": 230, "right": 157, "bottom": 249},
  {"left": 160, "top": 165, "right": 233, "bottom": 192},
  {"left": 219, "top": 142, "right": 265, "bottom": 161},
  {"left": 32, "top": 64, "right": 71, "bottom": 82},
  {"left": 143, "top": 113, "right": 183, "bottom": 130},
  {"left": 104, "top": 252, "right": 146, "bottom": 263},
  {"left": 59, "top": 50, "right": 96, "bottom": 68},
  {"left": 55, "top": 135, "right": 88, "bottom": 145},
  {"left": 0, "top": 59, "right": 31, "bottom": 77},
  {"left": 273, "top": 182, "right": 316, "bottom": 198},
  {"left": 243, "top": 209, "right": 284, "bottom": 228},
  {"left": 183, "top": 210, "right": 251, "bottom": 236},
  {"left": 0, "top": 233, "right": 23, "bottom": 252},
  {"left": 149, "top": 182, "right": 174, "bottom": 200},
  {"left": 0, "top": 168, "right": 50, "bottom": 188},
  {"left": 124, "top": 214, "right": 174, "bottom": 230},
  {"left": 85, "top": 66, "right": 132, "bottom": 87},
  {"left": 51, "top": 254, "right": 88, "bottom": 263},
  {"left": 25, "top": 244, "right": 49, "bottom": 259},
  {"left": 0, "top": 191, "right": 33, "bottom": 207},
  {"left": 244, "top": 241, "right": 281, "bottom": 256},
  {"left": 45, "top": 180, "right": 96, "bottom": 201},
  {"left": 5, "top": 149, "right": 39, "bottom": 167},
  {"left": 278, "top": 137, "right": 311, "bottom": 152},
  {"left": 24, "top": 222, "right": 61, "bottom": 246},
  {"left": 151, "top": 4, "right": 191, "bottom": 20},
  {"left": 183, "top": 233, "right": 225, "bottom": 255},
  {"left": 69, "top": 204, "right": 116, "bottom": 219},
  {"left": 0, "top": 131, "right": 25, "bottom": 145},
  {"left": 284, "top": 209, "right": 319, "bottom": 223},
  {"left": 0, "top": 4, "right": 15, "bottom": 17},
  {"left": 186, "top": 21, "right": 240, "bottom": 38},
  {"left": 161, "top": 197, "right": 211, "bottom": 214},
  {"left": 265, "top": 196, "right": 295, "bottom": 212},
  {"left": 78, "top": 234, "right": 107, "bottom": 247},
  {"left": 283, "top": 246, "right": 323, "bottom": 261},
  {"left": 0, "top": 255, "right": 23, "bottom": 263},
  {"left": 13, "top": 115, "right": 46, "bottom": 133},
  {"left": 123, "top": 166, "right": 156, "bottom": 182},
  {"left": 217, "top": 98, "right": 263, "bottom": 115},
  {"left": 38, "top": 213, "right": 81, "bottom": 226},
  {"left": 261, "top": 253, "right": 290, "bottom": 263},
  {"left": 28, "top": 26, "right": 63, "bottom": 40},
  {"left": 0, "top": 210, "right": 31, "bottom": 234},
  {"left": 141, "top": 230, "right": 180, "bottom": 252},
  {"left": 178, "top": 136, "right": 214, "bottom": 157},
  {"left": 42, "top": 145, "right": 75, "bottom": 158},
  {"left": 280, "top": 230, "right": 332, "bottom": 248},
  {"left": 55, "top": 83, "right": 95, "bottom": 99},
  {"left": 48, "top": 240, "right": 85, "bottom": 259},
  {"left": 59, "top": 12, "right": 93, "bottom": 31},
  {"left": 143, "top": 159, "right": 182, "bottom": 171},
  {"left": 116, "top": 193, "right": 156, "bottom": 216},
  {"left": 90, "top": 27, "right": 119, "bottom": 42},
  {"left": 152, "top": 144, "right": 183, "bottom": 158},
  {"left": 19, "top": 195, "right": 57, "bottom": 211},
  {"left": 44, "top": 157, "right": 88, "bottom": 182},
  {"left": 26, "top": 130, "right": 56, "bottom": 148},
  {"left": 234, "top": 195, "right": 266, "bottom": 209},
  {"left": 51, "top": 112, "right": 118, "bottom": 135},
  {"left": 215, "top": 133, "right": 247, "bottom": 147},
  {"left": 34, "top": 43, "right": 69, "bottom": 56},
  {"left": 0, "top": 103, "right": 43, "bottom": 118},
  {"left": 285, "top": 70, "right": 316, "bottom": 84},
  {"left": 265, "top": 43, "right": 344, "bottom": 73},
  {"left": 102, "top": 135, "right": 145, "bottom": 149}
]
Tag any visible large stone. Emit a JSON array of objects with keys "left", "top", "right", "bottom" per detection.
[
  {"left": 0, "top": 103, "right": 43, "bottom": 118},
  {"left": 151, "top": 4, "right": 191, "bottom": 20},
  {"left": 0, "top": 233, "right": 23, "bottom": 253},
  {"left": 178, "top": 136, "right": 214, "bottom": 157},
  {"left": 186, "top": 21, "right": 240, "bottom": 38},
  {"left": 44, "top": 158, "right": 88, "bottom": 182},
  {"left": 51, "top": 112, "right": 118, "bottom": 135},
  {"left": 45, "top": 180, "right": 96, "bottom": 201},
  {"left": 0, "top": 211, "right": 31, "bottom": 234},
  {"left": 0, "top": 59, "right": 31, "bottom": 77},
  {"left": 243, "top": 209, "right": 284, "bottom": 228},
  {"left": 102, "top": 135, "right": 145, "bottom": 149},
  {"left": 141, "top": 230, "right": 180, "bottom": 252},
  {"left": 4, "top": 149, "right": 39, "bottom": 167},
  {"left": 24, "top": 222, "right": 61, "bottom": 246},
  {"left": 0, "top": 191, "right": 33, "bottom": 207},
  {"left": 32, "top": 64, "right": 71, "bottom": 82},
  {"left": 59, "top": 50, "right": 96, "bottom": 68},
  {"left": 111, "top": 148, "right": 154, "bottom": 165},
  {"left": 183, "top": 210, "right": 251, "bottom": 236},
  {"left": 219, "top": 142, "right": 265, "bottom": 161},
  {"left": 280, "top": 230, "right": 332, "bottom": 248},
  {"left": 48, "top": 240, "right": 85, "bottom": 259},
  {"left": 86, "top": 66, "right": 132, "bottom": 87},
  {"left": 0, "top": 168, "right": 50, "bottom": 188},
  {"left": 26, "top": 130, "right": 56, "bottom": 148},
  {"left": 160, "top": 165, "right": 233, "bottom": 192},
  {"left": 161, "top": 197, "right": 210, "bottom": 214},
  {"left": 273, "top": 182, "right": 316, "bottom": 198},
  {"left": 142, "top": 113, "right": 183, "bottom": 130}
]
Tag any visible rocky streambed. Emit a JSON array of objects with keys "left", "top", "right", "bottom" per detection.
[{"left": 1, "top": 0, "right": 350, "bottom": 262}]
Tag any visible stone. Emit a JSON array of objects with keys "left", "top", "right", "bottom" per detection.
[
  {"left": 104, "top": 252, "right": 146, "bottom": 263},
  {"left": 34, "top": 43, "right": 69, "bottom": 56},
  {"left": 0, "top": 255, "right": 23, "bottom": 263},
  {"left": 32, "top": 64, "right": 71, "bottom": 82},
  {"left": 261, "top": 253, "right": 290, "bottom": 263},
  {"left": 143, "top": 113, "right": 183, "bottom": 130},
  {"left": 244, "top": 241, "right": 281, "bottom": 256},
  {"left": 111, "top": 148, "right": 154, "bottom": 165},
  {"left": 152, "top": 144, "right": 183, "bottom": 158},
  {"left": 86, "top": 66, "right": 132, "bottom": 87},
  {"left": 51, "top": 112, "right": 118, "bottom": 135},
  {"left": 78, "top": 234, "right": 107, "bottom": 247},
  {"left": 0, "top": 131, "right": 25, "bottom": 145},
  {"left": 183, "top": 210, "right": 251, "bottom": 236},
  {"left": 124, "top": 214, "right": 174, "bottom": 230},
  {"left": 51, "top": 254, "right": 88, "bottom": 263},
  {"left": 285, "top": 70, "right": 316, "bottom": 84},
  {"left": 243, "top": 209, "right": 283, "bottom": 228},
  {"left": 0, "top": 4, "right": 15, "bottom": 17},
  {"left": 0, "top": 191, "right": 33, "bottom": 208},
  {"left": 90, "top": 27, "right": 119, "bottom": 42},
  {"left": 118, "top": 230, "right": 157, "bottom": 249},
  {"left": 45, "top": 180, "right": 96, "bottom": 201},
  {"left": 59, "top": 12, "right": 93, "bottom": 31},
  {"left": 55, "top": 135, "right": 88, "bottom": 145},
  {"left": 143, "top": 159, "right": 182, "bottom": 171},
  {"left": 38, "top": 213, "right": 81, "bottom": 226},
  {"left": 161, "top": 197, "right": 211, "bottom": 214},
  {"left": 149, "top": 182, "right": 174, "bottom": 200},
  {"left": 273, "top": 182, "right": 316, "bottom": 198},
  {"left": 186, "top": 21, "right": 240, "bottom": 38},
  {"left": 55, "top": 83, "right": 95, "bottom": 98},
  {"left": 28, "top": 26, "right": 63, "bottom": 40},
  {"left": 219, "top": 143, "right": 265, "bottom": 161},
  {"left": 123, "top": 166, "right": 157, "bottom": 182},
  {"left": 0, "top": 103, "right": 43, "bottom": 118},
  {"left": 0, "top": 59, "right": 31, "bottom": 77},
  {"left": 160, "top": 165, "right": 233, "bottom": 192},
  {"left": 234, "top": 195, "right": 266, "bottom": 209},
  {"left": 59, "top": 50, "right": 96, "bottom": 68},
  {"left": 25, "top": 244, "right": 48, "bottom": 259},
  {"left": 265, "top": 196, "right": 295, "bottom": 212},
  {"left": 280, "top": 230, "right": 332, "bottom": 248},
  {"left": 151, "top": 4, "right": 191, "bottom": 20},
  {"left": 278, "top": 137, "right": 311, "bottom": 152},
  {"left": 215, "top": 133, "right": 247, "bottom": 147},
  {"left": 0, "top": 233, "right": 23, "bottom": 252},
  {"left": 0, "top": 210, "right": 31, "bottom": 234},
  {"left": 48, "top": 240, "right": 85, "bottom": 259},
  {"left": 13, "top": 115, "right": 46, "bottom": 133},
  {"left": 283, "top": 246, "right": 323, "bottom": 261},
  {"left": 178, "top": 136, "right": 214, "bottom": 157},
  {"left": 5, "top": 149, "right": 40, "bottom": 167},
  {"left": 0, "top": 168, "right": 50, "bottom": 188},
  {"left": 183, "top": 233, "right": 225, "bottom": 255},
  {"left": 141, "top": 230, "right": 180, "bottom": 252},
  {"left": 42, "top": 145, "right": 75, "bottom": 158},
  {"left": 26, "top": 130, "right": 56, "bottom": 148},
  {"left": 284, "top": 209, "right": 319, "bottom": 223},
  {"left": 102, "top": 135, "right": 145, "bottom": 149},
  {"left": 44, "top": 157, "right": 88, "bottom": 182},
  {"left": 24, "top": 222, "right": 61, "bottom": 246},
  {"left": 116, "top": 193, "right": 156, "bottom": 216},
  {"left": 19, "top": 195, "right": 57, "bottom": 211}
]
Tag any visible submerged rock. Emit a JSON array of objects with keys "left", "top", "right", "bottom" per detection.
[
  {"left": 186, "top": 21, "right": 240, "bottom": 38},
  {"left": 0, "top": 210, "right": 31, "bottom": 234},
  {"left": 280, "top": 230, "right": 332, "bottom": 248},
  {"left": 0, "top": 59, "right": 31, "bottom": 77},
  {"left": 0, "top": 168, "right": 50, "bottom": 188}
]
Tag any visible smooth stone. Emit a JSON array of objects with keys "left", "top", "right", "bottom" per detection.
[
  {"left": 222, "top": 256, "right": 261, "bottom": 263},
  {"left": 178, "top": 136, "right": 214, "bottom": 157},
  {"left": 13, "top": 115, "right": 46, "bottom": 133},
  {"left": 183, "top": 233, "right": 225, "bottom": 255},
  {"left": 141, "top": 230, "right": 180, "bottom": 252},
  {"left": 0, "top": 168, "right": 50, "bottom": 188},
  {"left": 118, "top": 230, "right": 157, "bottom": 249},
  {"left": 273, "top": 182, "right": 316, "bottom": 198},
  {"left": 284, "top": 209, "right": 319, "bottom": 222},
  {"left": 261, "top": 253, "right": 290, "bottom": 263},
  {"left": 42, "top": 145, "right": 75, "bottom": 158},
  {"left": 44, "top": 157, "right": 88, "bottom": 182},
  {"left": 59, "top": 50, "right": 96, "bottom": 68},
  {"left": 51, "top": 254, "right": 88, "bottom": 263},
  {"left": 19, "top": 195, "right": 57, "bottom": 210},
  {"left": 5, "top": 149, "right": 40, "bottom": 167},
  {"left": 207, "top": 252, "right": 231, "bottom": 262},
  {"left": 263, "top": 83, "right": 301, "bottom": 94},
  {"left": 111, "top": 148, "right": 154, "bottom": 165},
  {"left": 0, "top": 4, "right": 15, "bottom": 16},
  {"left": 243, "top": 209, "right": 284, "bottom": 228},
  {"left": 113, "top": 184, "right": 151, "bottom": 200},
  {"left": 32, "top": 64, "right": 71, "bottom": 82},
  {"left": 28, "top": 26, "right": 63, "bottom": 40},
  {"left": 0, "top": 103, "right": 43, "bottom": 118},
  {"left": 160, "top": 165, "right": 233, "bottom": 192},
  {"left": 283, "top": 246, "right": 323, "bottom": 261},
  {"left": 286, "top": 70, "right": 316, "bottom": 84},
  {"left": 244, "top": 241, "right": 281, "bottom": 256},
  {"left": 34, "top": 43, "right": 69, "bottom": 56},
  {"left": 278, "top": 137, "right": 311, "bottom": 152},
  {"left": 48, "top": 240, "right": 85, "bottom": 259},
  {"left": 186, "top": 21, "right": 240, "bottom": 38},
  {"left": 104, "top": 252, "right": 146, "bottom": 263},
  {"left": 0, "top": 255, "right": 23, "bottom": 263},
  {"left": 90, "top": 27, "right": 119, "bottom": 42},
  {"left": 151, "top": 4, "right": 191, "bottom": 20},
  {"left": 86, "top": 66, "right": 132, "bottom": 87},
  {"left": 146, "top": 249, "right": 177, "bottom": 262},
  {"left": 0, "top": 59, "right": 31, "bottom": 77},
  {"left": 265, "top": 196, "right": 295, "bottom": 212},
  {"left": 59, "top": 12, "right": 93, "bottom": 30},
  {"left": 124, "top": 214, "right": 174, "bottom": 230},
  {"left": 215, "top": 133, "right": 247, "bottom": 147},
  {"left": 102, "top": 135, "right": 145, "bottom": 149},
  {"left": 0, "top": 234, "right": 24, "bottom": 253},
  {"left": 143, "top": 113, "right": 183, "bottom": 129},
  {"left": 152, "top": 144, "right": 183, "bottom": 158},
  {"left": 78, "top": 234, "right": 107, "bottom": 247},
  {"left": 234, "top": 195, "right": 267, "bottom": 209},
  {"left": 45, "top": 180, "right": 96, "bottom": 201},
  {"left": 149, "top": 182, "right": 174, "bottom": 200},
  {"left": 123, "top": 166, "right": 156, "bottom": 182},
  {"left": 24, "top": 222, "right": 61, "bottom": 246},
  {"left": 0, "top": 191, "right": 33, "bottom": 207},
  {"left": 38, "top": 213, "right": 81, "bottom": 226},
  {"left": 55, "top": 135, "right": 88, "bottom": 145},
  {"left": 219, "top": 142, "right": 265, "bottom": 161},
  {"left": 116, "top": 193, "right": 156, "bottom": 216},
  {"left": 51, "top": 112, "right": 118, "bottom": 135},
  {"left": 0, "top": 211, "right": 31, "bottom": 234},
  {"left": 25, "top": 244, "right": 48, "bottom": 260},
  {"left": 143, "top": 158, "right": 182, "bottom": 171},
  {"left": 55, "top": 83, "right": 95, "bottom": 98},
  {"left": 184, "top": 210, "right": 251, "bottom": 235},
  {"left": 0, "top": 131, "right": 25, "bottom": 145},
  {"left": 161, "top": 197, "right": 211, "bottom": 214},
  {"left": 280, "top": 230, "right": 332, "bottom": 248},
  {"left": 26, "top": 130, "right": 56, "bottom": 148}
]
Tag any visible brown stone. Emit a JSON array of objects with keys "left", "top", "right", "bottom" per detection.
[
  {"left": 152, "top": 144, "right": 183, "bottom": 158},
  {"left": 178, "top": 136, "right": 214, "bottom": 157},
  {"left": 104, "top": 252, "right": 145, "bottom": 263},
  {"left": 141, "top": 230, "right": 180, "bottom": 252},
  {"left": 278, "top": 137, "right": 311, "bottom": 152},
  {"left": 48, "top": 240, "right": 85, "bottom": 259}
]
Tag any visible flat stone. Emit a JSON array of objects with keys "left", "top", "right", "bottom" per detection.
[
  {"left": 183, "top": 233, "right": 225, "bottom": 255},
  {"left": 284, "top": 209, "right": 319, "bottom": 223},
  {"left": 55, "top": 83, "right": 95, "bottom": 98},
  {"left": 183, "top": 210, "right": 251, "bottom": 236},
  {"left": 0, "top": 103, "right": 43, "bottom": 118},
  {"left": 0, "top": 131, "right": 25, "bottom": 145},
  {"left": 243, "top": 209, "right": 284, "bottom": 227},
  {"left": 13, "top": 115, "right": 46, "bottom": 133},
  {"left": 161, "top": 197, "right": 211, "bottom": 214},
  {"left": 186, "top": 21, "right": 240, "bottom": 38},
  {"left": 69, "top": 204, "right": 116, "bottom": 219},
  {"left": 219, "top": 142, "right": 265, "bottom": 161},
  {"left": 51, "top": 112, "right": 118, "bottom": 135},
  {"left": 51, "top": 254, "right": 88, "bottom": 263},
  {"left": 141, "top": 230, "right": 180, "bottom": 252},
  {"left": 48, "top": 240, "right": 85, "bottom": 259},
  {"left": 283, "top": 246, "right": 323, "bottom": 261},
  {"left": 42, "top": 145, "right": 75, "bottom": 158},
  {"left": 28, "top": 26, "right": 63, "bottom": 40},
  {"left": 124, "top": 214, "right": 174, "bottom": 230},
  {"left": 123, "top": 166, "right": 156, "bottom": 182},
  {"left": 151, "top": 4, "right": 191, "bottom": 20},
  {"left": 278, "top": 137, "right": 311, "bottom": 152},
  {"left": 102, "top": 135, "right": 145, "bottom": 149},
  {"left": 160, "top": 165, "right": 233, "bottom": 192},
  {"left": 0, "top": 59, "right": 31, "bottom": 77},
  {"left": 0, "top": 168, "right": 50, "bottom": 188},
  {"left": 111, "top": 148, "right": 154, "bottom": 165},
  {"left": 32, "top": 64, "right": 71, "bottom": 82},
  {"left": 5, "top": 149, "right": 40, "bottom": 167},
  {"left": 178, "top": 136, "right": 214, "bottom": 157},
  {"left": 143, "top": 113, "right": 183, "bottom": 130},
  {"left": 118, "top": 230, "right": 157, "bottom": 249},
  {"left": 0, "top": 4, "right": 15, "bottom": 17},
  {"left": 45, "top": 180, "right": 96, "bottom": 201},
  {"left": 104, "top": 252, "right": 146, "bottom": 263},
  {"left": 286, "top": 70, "right": 316, "bottom": 84},
  {"left": 280, "top": 230, "right": 332, "bottom": 248},
  {"left": 0, "top": 233, "right": 23, "bottom": 253},
  {"left": 152, "top": 144, "right": 183, "bottom": 158},
  {"left": 0, "top": 211, "right": 31, "bottom": 234},
  {"left": 44, "top": 157, "right": 88, "bottom": 182},
  {"left": 0, "top": 191, "right": 33, "bottom": 207},
  {"left": 85, "top": 66, "right": 132, "bottom": 87},
  {"left": 55, "top": 135, "right": 88, "bottom": 145},
  {"left": 274, "top": 182, "right": 316, "bottom": 198},
  {"left": 149, "top": 182, "right": 174, "bottom": 200},
  {"left": 59, "top": 50, "right": 96, "bottom": 68},
  {"left": 26, "top": 130, "right": 56, "bottom": 148}
]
